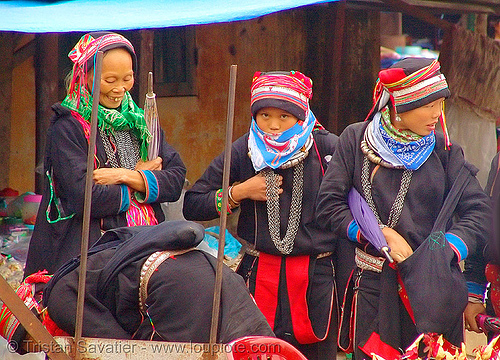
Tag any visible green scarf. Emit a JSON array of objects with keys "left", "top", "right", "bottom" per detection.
[
  {"left": 380, "top": 106, "right": 422, "bottom": 143},
  {"left": 61, "top": 86, "right": 150, "bottom": 161}
]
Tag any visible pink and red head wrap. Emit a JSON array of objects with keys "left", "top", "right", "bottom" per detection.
[
  {"left": 250, "top": 70, "right": 313, "bottom": 121},
  {"left": 67, "top": 32, "right": 136, "bottom": 104},
  {"left": 367, "top": 58, "right": 452, "bottom": 148},
  {"left": 375, "top": 58, "right": 450, "bottom": 114}
]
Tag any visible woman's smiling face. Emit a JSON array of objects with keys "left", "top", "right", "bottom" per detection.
[{"left": 87, "top": 47, "right": 134, "bottom": 109}]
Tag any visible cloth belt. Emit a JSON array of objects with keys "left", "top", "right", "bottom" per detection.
[
  {"left": 254, "top": 252, "right": 333, "bottom": 344},
  {"left": 139, "top": 248, "right": 195, "bottom": 314},
  {"left": 246, "top": 247, "right": 333, "bottom": 259},
  {"left": 355, "top": 247, "right": 385, "bottom": 273},
  {"left": 355, "top": 247, "right": 415, "bottom": 324}
]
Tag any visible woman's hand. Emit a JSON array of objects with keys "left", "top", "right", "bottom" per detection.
[
  {"left": 464, "top": 302, "right": 486, "bottom": 333},
  {"left": 230, "top": 173, "right": 283, "bottom": 202},
  {"left": 93, "top": 167, "right": 129, "bottom": 185},
  {"left": 135, "top": 157, "right": 162, "bottom": 171},
  {"left": 93, "top": 167, "right": 147, "bottom": 193},
  {"left": 382, "top": 227, "right": 413, "bottom": 263}
]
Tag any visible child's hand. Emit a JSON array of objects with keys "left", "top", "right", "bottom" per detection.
[
  {"left": 231, "top": 173, "right": 283, "bottom": 202},
  {"left": 135, "top": 157, "right": 163, "bottom": 171},
  {"left": 382, "top": 227, "right": 413, "bottom": 263},
  {"left": 464, "top": 302, "right": 486, "bottom": 333}
]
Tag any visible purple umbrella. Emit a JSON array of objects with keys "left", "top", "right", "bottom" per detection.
[{"left": 347, "top": 187, "right": 393, "bottom": 263}]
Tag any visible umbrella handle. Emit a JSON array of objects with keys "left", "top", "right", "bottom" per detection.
[
  {"left": 147, "top": 71, "right": 154, "bottom": 95},
  {"left": 381, "top": 246, "right": 394, "bottom": 263}
]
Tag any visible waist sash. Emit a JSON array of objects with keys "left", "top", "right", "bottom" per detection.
[{"left": 254, "top": 252, "right": 333, "bottom": 344}]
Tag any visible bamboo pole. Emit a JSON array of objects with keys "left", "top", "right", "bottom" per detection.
[
  {"left": 74, "top": 50, "right": 103, "bottom": 359},
  {"left": 0, "top": 275, "right": 71, "bottom": 360},
  {"left": 208, "top": 65, "right": 237, "bottom": 354}
]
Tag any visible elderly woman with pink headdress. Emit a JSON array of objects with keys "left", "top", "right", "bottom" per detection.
[{"left": 25, "top": 32, "right": 186, "bottom": 276}]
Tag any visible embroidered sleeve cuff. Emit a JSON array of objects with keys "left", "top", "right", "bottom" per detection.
[
  {"left": 347, "top": 220, "right": 362, "bottom": 243},
  {"left": 119, "top": 185, "right": 131, "bottom": 213},
  {"left": 135, "top": 170, "right": 159, "bottom": 204},
  {"left": 215, "top": 189, "right": 232, "bottom": 216},
  {"left": 467, "top": 281, "right": 486, "bottom": 303},
  {"left": 445, "top": 232, "right": 468, "bottom": 262}
]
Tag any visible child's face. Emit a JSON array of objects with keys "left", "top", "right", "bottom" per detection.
[
  {"left": 255, "top": 107, "right": 299, "bottom": 134},
  {"left": 395, "top": 97, "right": 445, "bottom": 137},
  {"left": 87, "top": 47, "right": 134, "bottom": 109}
]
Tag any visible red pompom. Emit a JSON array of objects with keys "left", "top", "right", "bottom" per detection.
[{"left": 378, "top": 68, "right": 407, "bottom": 85}]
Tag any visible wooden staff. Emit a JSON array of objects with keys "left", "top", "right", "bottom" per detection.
[
  {"left": 208, "top": 65, "right": 237, "bottom": 353},
  {"left": 0, "top": 275, "right": 70, "bottom": 360},
  {"left": 74, "top": 50, "right": 103, "bottom": 358}
]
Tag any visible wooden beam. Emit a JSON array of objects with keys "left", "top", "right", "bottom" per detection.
[
  {"left": 0, "top": 275, "right": 71, "bottom": 360},
  {"left": 138, "top": 30, "right": 154, "bottom": 107},
  {"left": 378, "top": 0, "right": 454, "bottom": 30},
  {"left": 0, "top": 33, "right": 13, "bottom": 190},
  {"left": 336, "top": 6, "right": 380, "bottom": 131},
  {"left": 349, "top": 0, "right": 498, "bottom": 14},
  {"left": 35, "top": 33, "right": 59, "bottom": 193},
  {"left": 329, "top": 1, "right": 347, "bottom": 135},
  {"left": 13, "top": 38, "right": 35, "bottom": 68}
]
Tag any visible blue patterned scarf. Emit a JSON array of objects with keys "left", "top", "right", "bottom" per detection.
[
  {"left": 248, "top": 110, "right": 316, "bottom": 171},
  {"left": 365, "top": 110, "right": 435, "bottom": 170}
]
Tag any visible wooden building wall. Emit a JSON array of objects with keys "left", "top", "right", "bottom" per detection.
[
  {"left": 0, "top": 3, "right": 380, "bottom": 193},
  {"left": 0, "top": 33, "right": 14, "bottom": 192}
]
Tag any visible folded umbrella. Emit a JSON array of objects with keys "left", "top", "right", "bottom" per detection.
[
  {"left": 144, "top": 71, "right": 160, "bottom": 160},
  {"left": 347, "top": 187, "right": 393, "bottom": 262},
  {"left": 477, "top": 313, "right": 500, "bottom": 334}
]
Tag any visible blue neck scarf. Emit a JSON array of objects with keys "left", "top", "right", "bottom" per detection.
[
  {"left": 366, "top": 111, "right": 435, "bottom": 171},
  {"left": 248, "top": 110, "right": 316, "bottom": 171}
]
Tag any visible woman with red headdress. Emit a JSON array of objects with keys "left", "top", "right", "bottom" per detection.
[
  {"left": 24, "top": 32, "right": 186, "bottom": 276},
  {"left": 183, "top": 71, "right": 341, "bottom": 360},
  {"left": 316, "top": 57, "right": 490, "bottom": 359}
]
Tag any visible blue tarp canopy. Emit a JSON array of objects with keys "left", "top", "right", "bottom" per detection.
[{"left": 0, "top": 0, "right": 338, "bottom": 33}]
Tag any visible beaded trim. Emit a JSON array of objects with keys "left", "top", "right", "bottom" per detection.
[
  {"left": 360, "top": 140, "right": 396, "bottom": 169},
  {"left": 361, "top": 156, "right": 412, "bottom": 229},
  {"left": 263, "top": 160, "right": 304, "bottom": 255},
  {"left": 139, "top": 248, "right": 194, "bottom": 314},
  {"left": 244, "top": 248, "right": 332, "bottom": 259}
]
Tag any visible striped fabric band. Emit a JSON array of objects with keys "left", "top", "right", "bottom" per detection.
[
  {"left": 392, "top": 74, "right": 448, "bottom": 108},
  {"left": 384, "top": 59, "right": 441, "bottom": 91},
  {"left": 69, "top": 33, "right": 134, "bottom": 68},
  {"left": 67, "top": 33, "right": 135, "bottom": 103},
  {"left": 251, "top": 85, "right": 309, "bottom": 111},
  {"left": 250, "top": 71, "right": 313, "bottom": 114},
  {"left": 355, "top": 247, "right": 384, "bottom": 273}
]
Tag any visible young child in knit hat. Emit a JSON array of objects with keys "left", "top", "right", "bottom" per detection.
[{"left": 183, "top": 70, "right": 341, "bottom": 360}]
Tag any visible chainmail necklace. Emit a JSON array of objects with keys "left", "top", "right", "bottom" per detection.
[
  {"left": 100, "top": 128, "right": 140, "bottom": 170},
  {"left": 262, "top": 160, "right": 304, "bottom": 255},
  {"left": 361, "top": 156, "right": 412, "bottom": 228}
]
